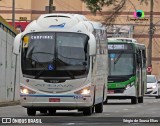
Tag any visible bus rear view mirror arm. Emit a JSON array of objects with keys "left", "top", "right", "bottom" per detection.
[
  {"left": 88, "top": 34, "right": 96, "bottom": 56},
  {"left": 13, "top": 33, "right": 22, "bottom": 55}
]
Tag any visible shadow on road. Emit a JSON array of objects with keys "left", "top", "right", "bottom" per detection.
[
  {"left": 104, "top": 102, "right": 131, "bottom": 105},
  {"left": 36, "top": 111, "right": 98, "bottom": 116}
]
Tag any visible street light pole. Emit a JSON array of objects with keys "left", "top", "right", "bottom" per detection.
[
  {"left": 49, "top": 0, "right": 53, "bottom": 13},
  {"left": 12, "top": 0, "right": 15, "bottom": 27},
  {"left": 147, "top": 0, "right": 154, "bottom": 74}
]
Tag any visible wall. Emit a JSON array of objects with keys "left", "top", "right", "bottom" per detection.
[{"left": 0, "top": 16, "right": 19, "bottom": 102}]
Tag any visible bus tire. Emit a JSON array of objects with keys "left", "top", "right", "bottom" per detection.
[
  {"left": 48, "top": 109, "right": 56, "bottom": 115},
  {"left": 131, "top": 97, "right": 137, "bottom": 104},
  {"left": 95, "top": 102, "right": 103, "bottom": 113},
  {"left": 27, "top": 108, "right": 36, "bottom": 116},
  {"left": 83, "top": 106, "right": 92, "bottom": 116},
  {"left": 40, "top": 109, "right": 47, "bottom": 114},
  {"left": 104, "top": 98, "right": 108, "bottom": 104},
  {"left": 138, "top": 97, "right": 143, "bottom": 103}
]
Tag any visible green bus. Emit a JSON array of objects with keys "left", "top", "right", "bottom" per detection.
[{"left": 106, "top": 38, "right": 147, "bottom": 104}]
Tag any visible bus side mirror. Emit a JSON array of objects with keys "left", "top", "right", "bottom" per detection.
[
  {"left": 13, "top": 33, "right": 22, "bottom": 55},
  {"left": 88, "top": 34, "right": 96, "bottom": 56}
]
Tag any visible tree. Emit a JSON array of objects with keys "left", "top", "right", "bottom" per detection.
[{"left": 82, "top": 0, "right": 149, "bottom": 24}]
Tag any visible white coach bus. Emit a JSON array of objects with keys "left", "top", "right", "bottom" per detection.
[{"left": 13, "top": 13, "right": 108, "bottom": 116}]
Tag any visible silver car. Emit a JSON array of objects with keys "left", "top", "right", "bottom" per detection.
[{"left": 145, "top": 75, "right": 160, "bottom": 98}]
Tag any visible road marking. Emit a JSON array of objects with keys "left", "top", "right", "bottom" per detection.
[
  {"left": 66, "top": 123, "right": 75, "bottom": 125},
  {"left": 105, "top": 114, "right": 111, "bottom": 115},
  {"left": 123, "top": 109, "right": 128, "bottom": 110}
]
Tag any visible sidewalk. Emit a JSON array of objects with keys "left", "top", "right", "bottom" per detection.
[{"left": 0, "top": 100, "right": 20, "bottom": 107}]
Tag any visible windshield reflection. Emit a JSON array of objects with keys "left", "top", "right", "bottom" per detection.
[
  {"left": 22, "top": 32, "right": 89, "bottom": 79},
  {"left": 109, "top": 53, "right": 134, "bottom": 76}
]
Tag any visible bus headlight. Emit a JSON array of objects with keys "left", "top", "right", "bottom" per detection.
[
  {"left": 74, "top": 86, "right": 91, "bottom": 95},
  {"left": 125, "top": 82, "right": 134, "bottom": 90},
  {"left": 20, "top": 86, "right": 36, "bottom": 94},
  {"left": 21, "top": 88, "right": 29, "bottom": 94},
  {"left": 81, "top": 88, "right": 91, "bottom": 95}
]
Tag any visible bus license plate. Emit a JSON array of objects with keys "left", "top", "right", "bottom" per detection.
[
  {"left": 49, "top": 98, "right": 60, "bottom": 102},
  {"left": 108, "top": 90, "right": 114, "bottom": 94}
]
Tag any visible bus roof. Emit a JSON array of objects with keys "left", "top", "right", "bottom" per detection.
[
  {"left": 107, "top": 37, "right": 145, "bottom": 48},
  {"left": 89, "top": 21, "right": 105, "bottom": 30},
  {"left": 23, "top": 13, "right": 97, "bottom": 36},
  {"left": 108, "top": 38, "right": 137, "bottom": 43}
]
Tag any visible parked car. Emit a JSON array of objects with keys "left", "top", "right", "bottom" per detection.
[{"left": 145, "top": 75, "right": 160, "bottom": 98}]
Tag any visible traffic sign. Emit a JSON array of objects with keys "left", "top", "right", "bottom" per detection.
[{"left": 147, "top": 66, "right": 152, "bottom": 73}]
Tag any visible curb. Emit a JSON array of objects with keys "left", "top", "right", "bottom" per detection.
[{"left": 0, "top": 100, "right": 20, "bottom": 107}]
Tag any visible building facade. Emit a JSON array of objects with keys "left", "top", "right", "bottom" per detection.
[{"left": 0, "top": 0, "right": 160, "bottom": 77}]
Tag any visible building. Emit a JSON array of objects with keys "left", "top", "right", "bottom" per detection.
[
  {"left": 0, "top": 0, "right": 160, "bottom": 77},
  {"left": 0, "top": 16, "right": 20, "bottom": 102}
]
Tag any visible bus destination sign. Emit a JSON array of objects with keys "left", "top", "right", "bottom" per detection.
[{"left": 108, "top": 44, "right": 132, "bottom": 50}]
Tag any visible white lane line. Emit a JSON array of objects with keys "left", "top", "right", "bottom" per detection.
[
  {"left": 105, "top": 114, "right": 111, "bottom": 115},
  {"left": 66, "top": 123, "right": 75, "bottom": 125}
]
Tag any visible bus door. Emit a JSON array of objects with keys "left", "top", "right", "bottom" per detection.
[{"left": 136, "top": 49, "right": 143, "bottom": 97}]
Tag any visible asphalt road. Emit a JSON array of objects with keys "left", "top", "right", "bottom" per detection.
[{"left": 0, "top": 96, "right": 160, "bottom": 126}]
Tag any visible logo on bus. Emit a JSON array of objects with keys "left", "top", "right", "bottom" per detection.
[{"left": 35, "top": 84, "right": 74, "bottom": 88}]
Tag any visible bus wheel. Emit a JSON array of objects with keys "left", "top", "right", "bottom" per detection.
[
  {"left": 131, "top": 97, "right": 137, "bottom": 104},
  {"left": 48, "top": 109, "right": 56, "bottom": 115},
  {"left": 92, "top": 106, "right": 94, "bottom": 113},
  {"left": 104, "top": 98, "right": 108, "bottom": 104},
  {"left": 95, "top": 102, "right": 103, "bottom": 113},
  {"left": 27, "top": 108, "right": 36, "bottom": 116},
  {"left": 138, "top": 97, "right": 143, "bottom": 103},
  {"left": 40, "top": 109, "right": 47, "bottom": 114},
  {"left": 83, "top": 106, "right": 92, "bottom": 116}
]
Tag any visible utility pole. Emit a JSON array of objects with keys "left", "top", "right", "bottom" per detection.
[
  {"left": 49, "top": 0, "right": 53, "bottom": 13},
  {"left": 12, "top": 0, "right": 15, "bottom": 27},
  {"left": 147, "top": 0, "right": 154, "bottom": 74}
]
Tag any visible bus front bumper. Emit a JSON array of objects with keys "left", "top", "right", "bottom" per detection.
[
  {"left": 107, "top": 86, "right": 136, "bottom": 98},
  {"left": 20, "top": 94, "right": 93, "bottom": 108}
]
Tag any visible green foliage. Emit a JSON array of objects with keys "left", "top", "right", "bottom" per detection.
[
  {"left": 82, "top": 0, "right": 150, "bottom": 14},
  {"left": 82, "top": 0, "right": 151, "bottom": 24},
  {"left": 82, "top": 0, "right": 121, "bottom": 13}
]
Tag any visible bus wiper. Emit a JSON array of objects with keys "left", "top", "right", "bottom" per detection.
[
  {"left": 65, "top": 71, "right": 75, "bottom": 79},
  {"left": 56, "top": 58, "right": 75, "bottom": 79},
  {"left": 33, "top": 57, "right": 50, "bottom": 79},
  {"left": 28, "top": 52, "right": 55, "bottom": 79},
  {"left": 114, "top": 51, "right": 124, "bottom": 64}
]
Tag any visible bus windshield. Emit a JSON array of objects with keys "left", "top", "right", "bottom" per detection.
[
  {"left": 21, "top": 32, "right": 89, "bottom": 79},
  {"left": 108, "top": 52, "right": 134, "bottom": 76}
]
